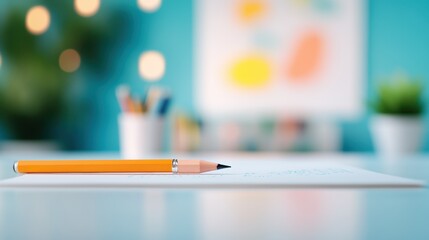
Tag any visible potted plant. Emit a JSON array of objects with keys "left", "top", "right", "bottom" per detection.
[{"left": 370, "top": 74, "right": 425, "bottom": 158}]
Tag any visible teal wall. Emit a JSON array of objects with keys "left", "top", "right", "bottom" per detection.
[
  {"left": 78, "top": 0, "right": 429, "bottom": 152},
  {"left": 342, "top": 0, "right": 429, "bottom": 151},
  {"left": 66, "top": 0, "right": 194, "bottom": 150},
  {"left": 2, "top": 0, "right": 429, "bottom": 152}
]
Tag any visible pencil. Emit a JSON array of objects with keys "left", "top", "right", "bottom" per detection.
[
  {"left": 13, "top": 159, "right": 231, "bottom": 174},
  {"left": 115, "top": 85, "right": 131, "bottom": 112}
]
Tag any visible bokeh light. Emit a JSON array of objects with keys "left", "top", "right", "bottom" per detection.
[
  {"left": 139, "top": 51, "right": 166, "bottom": 81},
  {"left": 26, "top": 6, "right": 51, "bottom": 35},
  {"left": 59, "top": 49, "right": 81, "bottom": 73},
  {"left": 138, "top": 0, "right": 162, "bottom": 12},
  {"left": 74, "top": 0, "right": 100, "bottom": 17}
]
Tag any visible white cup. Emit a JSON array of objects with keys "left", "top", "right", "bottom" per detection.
[{"left": 118, "top": 114, "right": 164, "bottom": 159}]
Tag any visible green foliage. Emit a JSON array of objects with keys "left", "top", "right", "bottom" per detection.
[
  {"left": 0, "top": 1, "right": 127, "bottom": 140},
  {"left": 371, "top": 75, "right": 424, "bottom": 116}
]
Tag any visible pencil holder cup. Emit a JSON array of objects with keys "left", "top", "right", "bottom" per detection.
[{"left": 118, "top": 114, "right": 164, "bottom": 159}]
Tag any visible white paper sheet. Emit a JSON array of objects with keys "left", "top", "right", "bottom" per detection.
[{"left": 0, "top": 160, "right": 423, "bottom": 188}]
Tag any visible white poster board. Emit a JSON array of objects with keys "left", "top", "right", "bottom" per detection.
[{"left": 195, "top": 0, "right": 364, "bottom": 118}]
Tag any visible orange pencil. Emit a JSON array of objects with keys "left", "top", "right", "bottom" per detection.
[
  {"left": 134, "top": 101, "right": 143, "bottom": 113},
  {"left": 126, "top": 98, "right": 137, "bottom": 113},
  {"left": 13, "top": 159, "right": 230, "bottom": 174}
]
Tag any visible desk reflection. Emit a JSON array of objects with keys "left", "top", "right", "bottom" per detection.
[
  {"left": 0, "top": 189, "right": 362, "bottom": 240},
  {"left": 198, "top": 190, "right": 362, "bottom": 240}
]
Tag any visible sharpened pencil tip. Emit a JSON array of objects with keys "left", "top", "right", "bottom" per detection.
[{"left": 217, "top": 164, "right": 231, "bottom": 170}]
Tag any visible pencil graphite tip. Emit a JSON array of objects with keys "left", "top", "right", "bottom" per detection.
[{"left": 217, "top": 164, "right": 231, "bottom": 170}]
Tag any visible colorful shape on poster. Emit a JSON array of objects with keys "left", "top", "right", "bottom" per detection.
[
  {"left": 253, "top": 31, "right": 279, "bottom": 50},
  {"left": 238, "top": 0, "right": 267, "bottom": 23},
  {"left": 313, "top": 0, "right": 336, "bottom": 13},
  {"left": 229, "top": 55, "right": 272, "bottom": 88},
  {"left": 287, "top": 31, "right": 324, "bottom": 82},
  {"left": 293, "top": 0, "right": 312, "bottom": 7}
]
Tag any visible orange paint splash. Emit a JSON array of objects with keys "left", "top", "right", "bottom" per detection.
[{"left": 287, "top": 31, "right": 324, "bottom": 82}]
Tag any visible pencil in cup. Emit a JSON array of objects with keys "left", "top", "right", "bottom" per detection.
[{"left": 13, "top": 159, "right": 231, "bottom": 174}]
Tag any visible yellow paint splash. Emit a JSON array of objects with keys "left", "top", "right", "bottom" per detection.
[
  {"left": 229, "top": 55, "right": 272, "bottom": 88},
  {"left": 238, "top": 0, "right": 266, "bottom": 23}
]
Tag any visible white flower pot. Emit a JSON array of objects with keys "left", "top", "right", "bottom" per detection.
[{"left": 371, "top": 115, "right": 424, "bottom": 158}]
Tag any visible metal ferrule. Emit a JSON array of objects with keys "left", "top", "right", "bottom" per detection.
[
  {"left": 13, "top": 162, "right": 18, "bottom": 173},
  {"left": 172, "top": 159, "right": 178, "bottom": 174}
]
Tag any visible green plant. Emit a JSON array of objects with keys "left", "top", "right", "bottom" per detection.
[
  {"left": 0, "top": 1, "right": 126, "bottom": 140},
  {"left": 371, "top": 75, "right": 424, "bottom": 116}
]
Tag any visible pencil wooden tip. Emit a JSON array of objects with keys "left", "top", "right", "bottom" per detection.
[{"left": 217, "top": 164, "right": 231, "bottom": 170}]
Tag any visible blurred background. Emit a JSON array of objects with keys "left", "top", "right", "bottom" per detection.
[{"left": 0, "top": 0, "right": 428, "bottom": 154}]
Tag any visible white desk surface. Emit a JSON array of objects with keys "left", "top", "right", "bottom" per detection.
[{"left": 0, "top": 152, "right": 428, "bottom": 240}]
